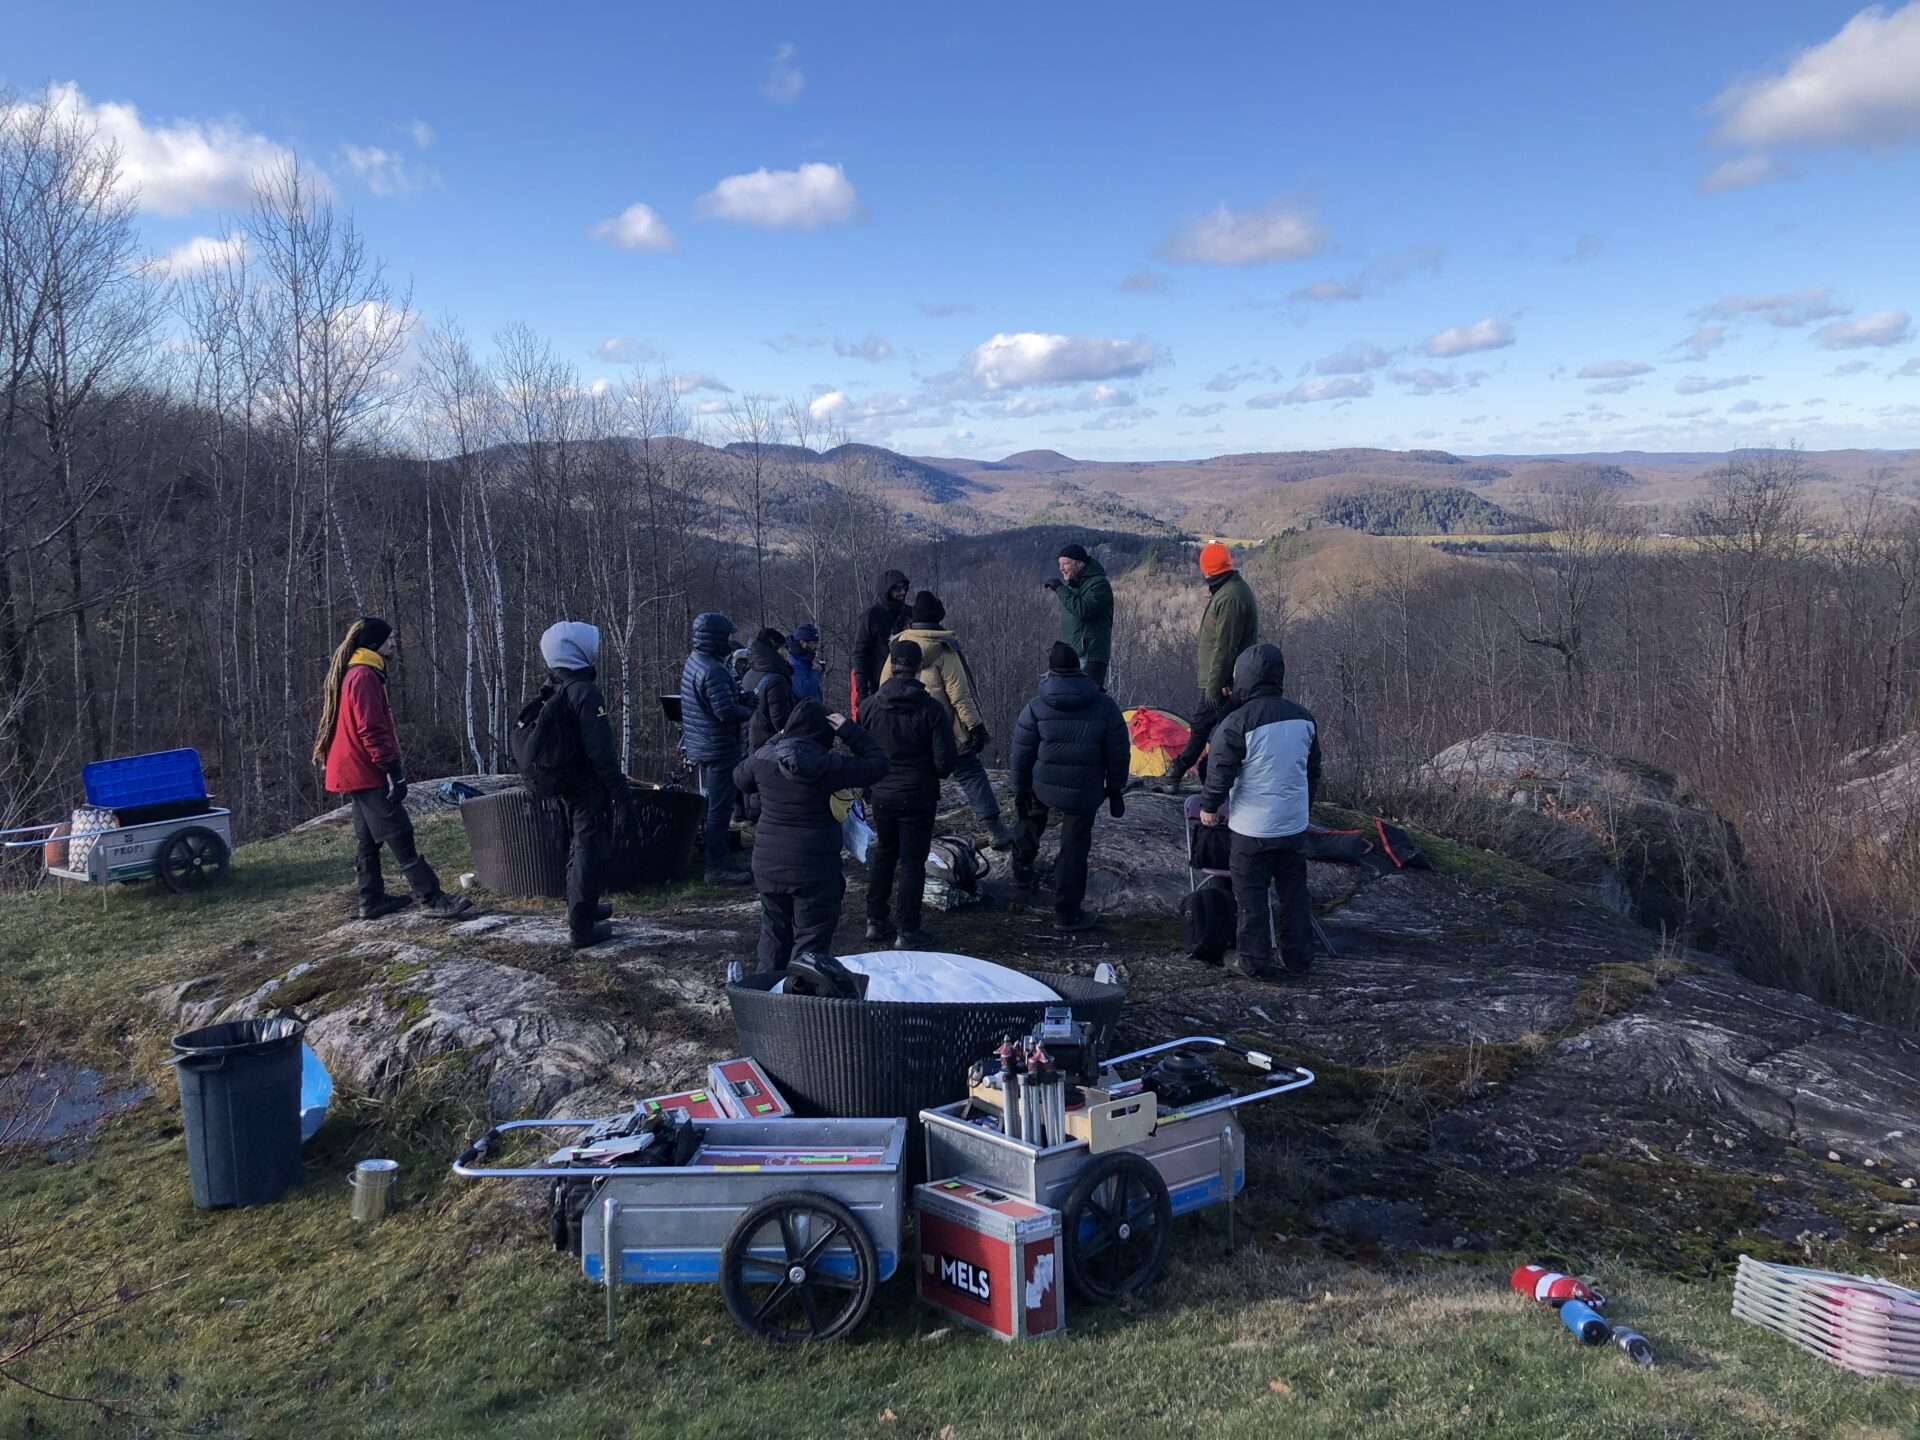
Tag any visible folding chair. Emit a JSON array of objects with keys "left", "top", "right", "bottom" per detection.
[{"left": 1182, "top": 793, "right": 1339, "bottom": 959}]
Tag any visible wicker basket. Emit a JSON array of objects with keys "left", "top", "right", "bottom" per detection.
[
  {"left": 727, "top": 970, "right": 1126, "bottom": 1124},
  {"left": 461, "top": 783, "right": 705, "bottom": 898}
]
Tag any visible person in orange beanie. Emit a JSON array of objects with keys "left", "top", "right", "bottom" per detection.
[{"left": 1159, "top": 542, "right": 1259, "bottom": 788}]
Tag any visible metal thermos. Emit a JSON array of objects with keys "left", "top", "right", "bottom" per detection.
[{"left": 349, "top": 1158, "right": 399, "bottom": 1223}]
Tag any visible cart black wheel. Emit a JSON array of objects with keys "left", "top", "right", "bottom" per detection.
[
  {"left": 1062, "top": 1151, "right": 1173, "bottom": 1305},
  {"left": 157, "top": 827, "right": 229, "bottom": 893},
  {"left": 720, "top": 1191, "right": 877, "bottom": 1343}
]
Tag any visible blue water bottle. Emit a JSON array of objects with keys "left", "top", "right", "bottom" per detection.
[{"left": 1560, "top": 1298, "right": 1612, "bottom": 1345}]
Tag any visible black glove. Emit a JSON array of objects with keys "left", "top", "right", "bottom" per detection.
[
  {"left": 1108, "top": 791, "right": 1125, "bottom": 819},
  {"left": 966, "top": 724, "right": 990, "bottom": 756},
  {"left": 1043, "top": 578, "right": 1062, "bottom": 592},
  {"left": 385, "top": 771, "right": 409, "bottom": 806},
  {"left": 1014, "top": 790, "right": 1034, "bottom": 820}
]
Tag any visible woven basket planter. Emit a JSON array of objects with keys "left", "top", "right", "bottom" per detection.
[
  {"left": 727, "top": 970, "right": 1126, "bottom": 1124},
  {"left": 460, "top": 784, "right": 704, "bottom": 898}
]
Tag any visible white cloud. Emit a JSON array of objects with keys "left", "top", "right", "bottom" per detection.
[
  {"left": 155, "top": 232, "right": 245, "bottom": 276},
  {"left": 1586, "top": 379, "right": 1640, "bottom": 395},
  {"left": 1673, "top": 323, "right": 1729, "bottom": 359},
  {"left": 1289, "top": 279, "right": 1361, "bottom": 303},
  {"left": 833, "top": 334, "right": 893, "bottom": 363},
  {"left": 1816, "top": 309, "right": 1913, "bottom": 348},
  {"left": 1315, "top": 341, "right": 1390, "bottom": 375},
  {"left": 591, "top": 202, "right": 676, "bottom": 252},
  {"left": 342, "top": 143, "right": 431, "bottom": 197},
  {"left": 1895, "top": 356, "right": 1920, "bottom": 377},
  {"left": 1247, "top": 376, "right": 1372, "bottom": 406},
  {"left": 762, "top": 43, "right": 805, "bottom": 103},
  {"left": 670, "top": 371, "right": 732, "bottom": 395},
  {"left": 1080, "top": 408, "right": 1157, "bottom": 432},
  {"left": 1076, "top": 384, "right": 1136, "bottom": 409},
  {"left": 1389, "top": 368, "right": 1482, "bottom": 396},
  {"left": 1160, "top": 201, "right": 1326, "bottom": 265},
  {"left": 2, "top": 81, "right": 296, "bottom": 216},
  {"left": 1830, "top": 359, "right": 1875, "bottom": 376},
  {"left": 1577, "top": 360, "right": 1654, "bottom": 380},
  {"left": 967, "top": 332, "right": 1157, "bottom": 390},
  {"left": 809, "top": 389, "right": 846, "bottom": 422},
  {"left": 409, "top": 119, "right": 435, "bottom": 150},
  {"left": 1675, "top": 373, "right": 1761, "bottom": 394},
  {"left": 1179, "top": 402, "right": 1228, "bottom": 418},
  {"left": 1706, "top": 287, "right": 1848, "bottom": 327},
  {"left": 1699, "top": 153, "right": 1794, "bottom": 193},
  {"left": 595, "top": 336, "right": 659, "bottom": 363},
  {"left": 697, "top": 162, "right": 858, "bottom": 230},
  {"left": 1711, "top": 3, "right": 1920, "bottom": 148},
  {"left": 1119, "top": 269, "right": 1168, "bottom": 293},
  {"left": 588, "top": 377, "right": 613, "bottom": 398},
  {"left": 1423, "top": 318, "right": 1513, "bottom": 357}
]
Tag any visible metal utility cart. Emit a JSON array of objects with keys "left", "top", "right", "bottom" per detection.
[
  {"left": 4, "top": 748, "right": 232, "bottom": 893},
  {"left": 922, "top": 1032, "right": 1314, "bottom": 1305},
  {"left": 454, "top": 1113, "right": 907, "bottom": 1343}
]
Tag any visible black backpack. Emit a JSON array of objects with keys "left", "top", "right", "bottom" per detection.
[
  {"left": 1180, "top": 873, "right": 1236, "bottom": 965},
  {"left": 511, "top": 685, "right": 580, "bottom": 799}
]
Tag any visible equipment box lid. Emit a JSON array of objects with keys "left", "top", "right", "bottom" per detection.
[{"left": 708, "top": 1057, "right": 793, "bottom": 1119}]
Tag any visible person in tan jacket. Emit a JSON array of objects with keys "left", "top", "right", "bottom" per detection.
[{"left": 879, "top": 590, "right": 1015, "bottom": 849}]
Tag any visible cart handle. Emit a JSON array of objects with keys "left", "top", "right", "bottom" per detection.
[
  {"left": 1108, "top": 1035, "right": 1282, "bottom": 1071},
  {"left": 450, "top": 1117, "right": 906, "bottom": 1181}
]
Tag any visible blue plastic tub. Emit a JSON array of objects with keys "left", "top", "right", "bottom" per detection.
[{"left": 83, "top": 749, "right": 207, "bottom": 810}]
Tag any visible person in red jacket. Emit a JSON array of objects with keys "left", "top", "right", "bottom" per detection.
[{"left": 312, "top": 616, "right": 471, "bottom": 920}]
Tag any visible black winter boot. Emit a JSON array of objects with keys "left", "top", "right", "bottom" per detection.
[{"left": 359, "top": 894, "right": 412, "bottom": 921}]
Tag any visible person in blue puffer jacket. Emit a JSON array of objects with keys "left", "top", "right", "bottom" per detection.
[
  {"left": 787, "top": 622, "right": 825, "bottom": 705},
  {"left": 680, "top": 611, "right": 755, "bottom": 885}
]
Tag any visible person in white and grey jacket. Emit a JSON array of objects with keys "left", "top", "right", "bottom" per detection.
[{"left": 1198, "top": 642, "right": 1322, "bottom": 978}]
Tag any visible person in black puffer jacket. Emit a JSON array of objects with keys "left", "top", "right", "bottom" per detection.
[
  {"left": 746, "top": 628, "right": 796, "bottom": 754},
  {"left": 858, "top": 639, "right": 959, "bottom": 947},
  {"left": 734, "top": 699, "right": 890, "bottom": 972},
  {"left": 1010, "top": 642, "right": 1130, "bottom": 931},
  {"left": 851, "top": 568, "right": 911, "bottom": 717}
]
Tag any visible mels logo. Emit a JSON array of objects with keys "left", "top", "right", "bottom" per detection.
[{"left": 936, "top": 1254, "right": 991, "bottom": 1302}]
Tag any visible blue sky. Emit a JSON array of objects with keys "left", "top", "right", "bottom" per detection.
[{"left": 11, "top": 1, "right": 1920, "bottom": 458}]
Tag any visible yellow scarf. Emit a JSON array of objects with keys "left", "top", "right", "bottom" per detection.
[{"left": 349, "top": 647, "right": 386, "bottom": 671}]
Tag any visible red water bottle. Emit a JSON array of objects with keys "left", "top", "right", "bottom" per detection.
[{"left": 1510, "top": 1263, "right": 1603, "bottom": 1307}]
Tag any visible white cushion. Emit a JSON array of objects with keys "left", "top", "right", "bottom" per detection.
[{"left": 778, "top": 951, "right": 1061, "bottom": 1004}]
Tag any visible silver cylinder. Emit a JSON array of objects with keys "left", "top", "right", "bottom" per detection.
[{"left": 1006, "top": 1073, "right": 1025, "bottom": 1142}]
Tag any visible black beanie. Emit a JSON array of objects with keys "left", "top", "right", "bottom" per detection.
[
  {"left": 1058, "top": 542, "right": 1091, "bottom": 564},
  {"left": 1048, "top": 642, "right": 1081, "bottom": 674},
  {"left": 889, "top": 639, "right": 923, "bottom": 674},
  {"left": 783, "top": 698, "right": 833, "bottom": 742},
  {"left": 357, "top": 616, "right": 392, "bottom": 651},
  {"left": 911, "top": 590, "right": 946, "bottom": 625},
  {"left": 756, "top": 627, "right": 786, "bottom": 650}
]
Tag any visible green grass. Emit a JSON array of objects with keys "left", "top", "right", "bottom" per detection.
[{"left": 5, "top": 821, "right": 1920, "bottom": 1437}]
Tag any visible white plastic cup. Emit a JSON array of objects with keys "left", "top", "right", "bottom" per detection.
[{"left": 348, "top": 1158, "right": 399, "bottom": 1223}]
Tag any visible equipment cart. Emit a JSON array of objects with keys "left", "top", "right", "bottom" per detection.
[
  {"left": 922, "top": 1032, "right": 1314, "bottom": 1306},
  {"left": 454, "top": 1114, "right": 907, "bottom": 1343},
  {"left": 3, "top": 747, "right": 232, "bottom": 893}
]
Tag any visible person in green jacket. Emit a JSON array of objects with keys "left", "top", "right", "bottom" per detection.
[
  {"left": 1161, "top": 541, "right": 1259, "bottom": 786},
  {"left": 1045, "top": 542, "right": 1114, "bottom": 688}
]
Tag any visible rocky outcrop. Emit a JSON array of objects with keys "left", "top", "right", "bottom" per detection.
[
  {"left": 1423, "top": 731, "right": 1736, "bottom": 941},
  {"left": 1833, "top": 733, "right": 1920, "bottom": 845}
]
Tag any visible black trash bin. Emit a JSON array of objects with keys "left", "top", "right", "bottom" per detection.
[{"left": 171, "top": 1017, "right": 305, "bottom": 1209}]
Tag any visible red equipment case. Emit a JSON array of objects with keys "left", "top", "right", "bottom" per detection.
[
  {"left": 707, "top": 1057, "right": 793, "bottom": 1119},
  {"left": 635, "top": 1088, "right": 727, "bottom": 1122},
  {"left": 914, "top": 1178, "right": 1064, "bottom": 1342}
]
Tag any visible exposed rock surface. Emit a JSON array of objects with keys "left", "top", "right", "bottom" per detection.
[
  {"left": 1422, "top": 730, "right": 1736, "bottom": 940},
  {"left": 1833, "top": 732, "right": 1920, "bottom": 844}
]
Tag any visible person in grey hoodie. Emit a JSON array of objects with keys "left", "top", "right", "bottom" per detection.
[
  {"left": 537, "top": 621, "right": 627, "bottom": 949},
  {"left": 680, "top": 612, "right": 755, "bottom": 884}
]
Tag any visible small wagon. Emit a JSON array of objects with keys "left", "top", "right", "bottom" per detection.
[
  {"left": 454, "top": 1114, "right": 907, "bottom": 1343},
  {"left": 921, "top": 1035, "right": 1314, "bottom": 1305},
  {"left": 4, "top": 749, "right": 232, "bottom": 894}
]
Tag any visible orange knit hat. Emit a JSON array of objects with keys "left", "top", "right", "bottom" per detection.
[{"left": 1198, "top": 541, "right": 1234, "bottom": 577}]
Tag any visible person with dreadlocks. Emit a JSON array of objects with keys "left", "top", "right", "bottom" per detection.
[{"left": 314, "top": 617, "right": 472, "bottom": 920}]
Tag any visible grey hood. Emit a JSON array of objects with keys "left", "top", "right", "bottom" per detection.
[{"left": 540, "top": 620, "right": 600, "bottom": 672}]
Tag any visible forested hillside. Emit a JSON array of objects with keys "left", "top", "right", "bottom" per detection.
[{"left": 1313, "top": 486, "right": 1547, "bottom": 535}]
